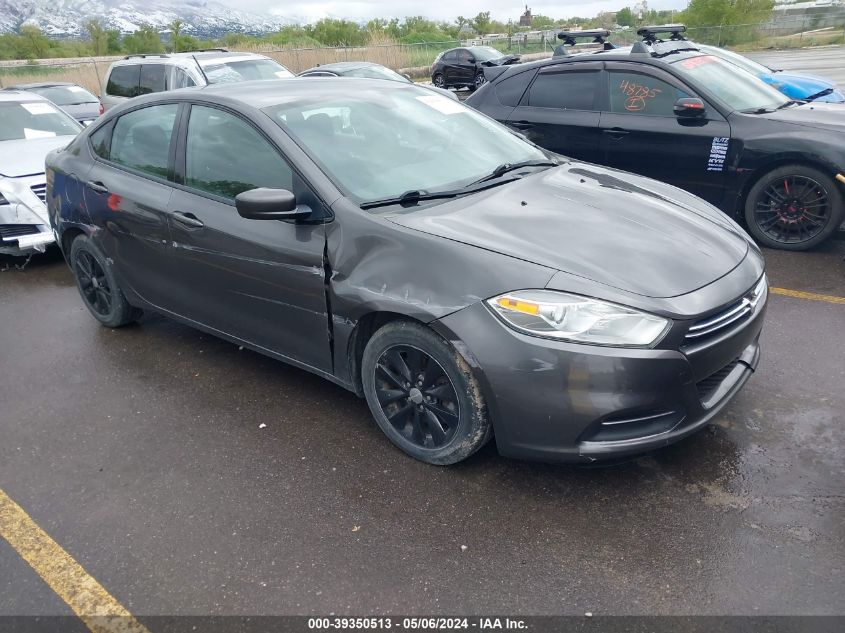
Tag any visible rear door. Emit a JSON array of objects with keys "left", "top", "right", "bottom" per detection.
[
  {"left": 598, "top": 62, "right": 731, "bottom": 205},
  {"left": 82, "top": 102, "right": 181, "bottom": 306},
  {"left": 165, "top": 103, "right": 332, "bottom": 371},
  {"left": 440, "top": 51, "right": 459, "bottom": 85},
  {"left": 454, "top": 49, "right": 476, "bottom": 85},
  {"left": 505, "top": 61, "right": 603, "bottom": 164}
]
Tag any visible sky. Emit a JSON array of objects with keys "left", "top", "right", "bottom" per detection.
[{"left": 229, "top": 1, "right": 689, "bottom": 24}]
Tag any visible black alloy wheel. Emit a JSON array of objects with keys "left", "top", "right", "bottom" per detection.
[
  {"left": 433, "top": 73, "right": 445, "bottom": 88},
  {"left": 473, "top": 72, "right": 485, "bottom": 90},
  {"left": 70, "top": 234, "right": 141, "bottom": 327},
  {"left": 745, "top": 164, "right": 843, "bottom": 250},
  {"left": 75, "top": 250, "right": 112, "bottom": 316},
  {"left": 361, "top": 320, "right": 491, "bottom": 464},
  {"left": 374, "top": 345, "right": 460, "bottom": 449}
]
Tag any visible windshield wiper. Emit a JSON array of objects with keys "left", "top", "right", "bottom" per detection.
[
  {"left": 470, "top": 159, "right": 559, "bottom": 185},
  {"left": 360, "top": 189, "right": 462, "bottom": 210},
  {"left": 740, "top": 106, "right": 777, "bottom": 114},
  {"left": 776, "top": 99, "right": 802, "bottom": 109}
]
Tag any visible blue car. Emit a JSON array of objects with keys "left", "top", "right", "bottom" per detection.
[{"left": 700, "top": 45, "right": 845, "bottom": 103}]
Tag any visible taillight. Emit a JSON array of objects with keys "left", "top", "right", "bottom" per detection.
[{"left": 99, "top": 102, "right": 104, "bottom": 115}]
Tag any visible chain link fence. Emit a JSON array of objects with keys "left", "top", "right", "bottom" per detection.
[{"left": 1, "top": 12, "right": 843, "bottom": 94}]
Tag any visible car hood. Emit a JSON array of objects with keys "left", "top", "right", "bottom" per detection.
[
  {"left": 766, "top": 71, "right": 837, "bottom": 100},
  {"left": 0, "top": 136, "right": 76, "bottom": 177},
  {"left": 756, "top": 101, "right": 845, "bottom": 131},
  {"left": 386, "top": 163, "right": 749, "bottom": 299},
  {"left": 482, "top": 55, "right": 520, "bottom": 66}
]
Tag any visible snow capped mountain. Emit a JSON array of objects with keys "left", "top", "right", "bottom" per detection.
[{"left": 0, "top": 0, "right": 298, "bottom": 37}]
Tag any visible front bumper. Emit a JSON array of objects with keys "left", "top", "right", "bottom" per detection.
[
  {"left": 0, "top": 174, "right": 54, "bottom": 255},
  {"left": 435, "top": 286, "right": 766, "bottom": 464}
]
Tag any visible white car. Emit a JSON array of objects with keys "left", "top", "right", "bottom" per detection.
[
  {"left": 101, "top": 49, "right": 295, "bottom": 111},
  {"left": 0, "top": 91, "right": 82, "bottom": 256}
]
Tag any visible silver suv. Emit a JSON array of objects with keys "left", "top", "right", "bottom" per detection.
[{"left": 101, "top": 49, "right": 294, "bottom": 111}]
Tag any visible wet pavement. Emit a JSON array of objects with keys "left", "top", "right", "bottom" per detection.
[{"left": 0, "top": 238, "right": 843, "bottom": 618}]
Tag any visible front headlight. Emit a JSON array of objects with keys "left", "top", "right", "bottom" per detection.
[{"left": 487, "top": 290, "right": 670, "bottom": 347}]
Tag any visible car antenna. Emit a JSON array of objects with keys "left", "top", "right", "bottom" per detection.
[{"left": 192, "top": 54, "right": 211, "bottom": 85}]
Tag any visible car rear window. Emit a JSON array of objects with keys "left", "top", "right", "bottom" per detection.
[
  {"left": 495, "top": 69, "right": 536, "bottom": 106},
  {"left": 139, "top": 65, "right": 166, "bottom": 95},
  {"left": 528, "top": 70, "right": 599, "bottom": 110},
  {"left": 106, "top": 65, "right": 140, "bottom": 98},
  {"left": 29, "top": 85, "right": 98, "bottom": 106}
]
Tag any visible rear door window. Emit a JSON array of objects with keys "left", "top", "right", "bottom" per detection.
[
  {"left": 106, "top": 65, "right": 140, "bottom": 98},
  {"left": 109, "top": 104, "right": 179, "bottom": 179},
  {"left": 528, "top": 69, "right": 600, "bottom": 110},
  {"left": 495, "top": 69, "right": 537, "bottom": 106},
  {"left": 139, "top": 65, "right": 167, "bottom": 95}
]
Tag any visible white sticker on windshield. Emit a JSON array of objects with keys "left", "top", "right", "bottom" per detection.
[
  {"left": 67, "top": 85, "right": 86, "bottom": 92},
  {"left": 21, "top": 102, "right": 57, "bottom": 115},
  {"left": 274, "top": 70, "right": 292, "bottom": 78},
  {"left": 415, "top": 94, "right": 464, "bottom": 115},
  {"left": 24, "top": 128, "right": 57, "bottom": 139}
]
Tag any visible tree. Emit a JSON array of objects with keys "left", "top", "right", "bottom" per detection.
[
  {"left": 616, "top": 8, "right": 636, "bottom": 27},
  {"left": 84, "top": 19, "right": 108, "bottom": 56},
  {"left": 471, "top": 11, "right": 492, "bottom": 35},
  {"left": 19, "top": 25, "right": 50, "bottom": 59},
  {"left": 531, "top": 15, "right": 557, "bottom": 30},
  {"left": 310, "top": 18, "right": 365, "bottom": 46},
  {"left": 123, "top": 24, "right": 163, "bottom": 54},
  {"left": 106, "top": 29, "right": 122, "bottom": 54}
]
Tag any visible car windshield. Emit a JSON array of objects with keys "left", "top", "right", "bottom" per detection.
[
  {"left": 671, "top": 54, "right": 789, "bottom": 112},
  {"left": 343, "top": 65, "right": 409, "bottom": 83},
  {"left": 0, "top": 101, "right": 82, "bottom": 141},
  {"left": 27, "top": 85, "right": 98, "bottom": 106},
  {"left": 469, "top": 46, "right": 504, "bottom": 61},
  {"left": 699, "top": 46, "right": 771, "bottom": 76},
  {"left": 264, "top": 85, "right": 548, "bottom": 205},
  {"left": 203, "top": 59, "right": 294, "bottom": 84}
]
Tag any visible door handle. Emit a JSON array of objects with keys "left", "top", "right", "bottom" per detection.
[
  {"left": 86, "top": 181, "right": 108, "bottom": 194},
  {"left": 171, "top": 211, "right": 204, "bottom": 228},
  {"left": 509, "top": 120, "right": 534, "bottom": 130},
  {"left": 603, "top": 128, "right": 630, "bottom": 140}
]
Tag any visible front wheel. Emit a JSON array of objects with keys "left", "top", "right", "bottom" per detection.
[
  {"left": 744, "top": 164, "right": 843, "bottom": 250},
  {"left": 432, "top": 73, "right": 445, "bottom": 89},
  {"left": 361, "top": 321, "right": 491, "bottom": 465}
]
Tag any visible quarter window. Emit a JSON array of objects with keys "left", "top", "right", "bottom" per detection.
[
  {"left": 528, "top": 70, "right": 599, "bottom": 110},
  {"left": 185, "top": 105, "right": 293, "bottom": 200},
  {"left": 496, "top": 69, "right": 537, "bottom": 106},
  {"left": 89, "top": 124, "right": 111, "bottom": 159},
  {"left": 109, "top": 104, "right": 178, "bottom": 178},
  {"left": 607, "top": 71, "right": 690, "bottom": 116},
  {"left": 106, "top": 65, "right": 140, "bottom": 98}
]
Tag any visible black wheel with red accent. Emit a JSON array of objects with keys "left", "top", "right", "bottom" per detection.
[
  {"left": 361, "top": 320, "right": 491, "bottom": 465},
  {"left": 744, "top": 164, "right": 843, "bottom": 251}
]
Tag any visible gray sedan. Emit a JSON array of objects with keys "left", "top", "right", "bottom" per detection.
[
  {"left": 4, "top": 82, "right": 102, "bottom": 125},
  {"left": 47, "top": 79, "right": 766, "bottom": 465}
]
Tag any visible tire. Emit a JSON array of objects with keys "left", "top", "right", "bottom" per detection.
[
  {"left": 432, "top": 73, "right": 445, "bottom": 89},
  {"left": 361, "top": 320, "right": 491, "bottom": 465},
  {"left": 744, "top": 163, "right": 843, "bottom": 251},
  {"left": 70, "top": 234, "right": 141, "bottom": 327},
  {"left": 471, "top": 71, "right": 485, "bottom": 91}
]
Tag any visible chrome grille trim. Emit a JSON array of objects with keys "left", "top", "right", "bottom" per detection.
[
  {"left": 684, "top": 277, "right": 767, "bottom": 343},
  {"left": 30, "top": 183, "right": 47, "bottom": 203}
]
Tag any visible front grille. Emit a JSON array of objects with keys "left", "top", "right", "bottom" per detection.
[
  {"left": 30, "top": 182, "right": 47, "bottom": 203},
  {"left": 696, "top": 360, "right": 739, "bottom": 403},
  {"left": 0, "top": 224, "right": 41, "bottom": 241},
  {"left": 685, "top": 278, "right": 767, "bottom": 344}
]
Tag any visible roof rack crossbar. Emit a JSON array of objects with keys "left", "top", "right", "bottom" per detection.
[
  {"left": 123, "top": 53, "right": 170, "bottom": 59},
  {"left": 557, "top": 29, "right": 611, "bottom": 47},
  {"left": 193, "top": 48, "right": 229, "bottom": 53},
  {"left": 637, "top": 24, "right": 687, "bottom": 43}
]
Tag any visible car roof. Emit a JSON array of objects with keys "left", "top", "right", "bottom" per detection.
[
  {"left": 111, "top": 50, "right": 269, "bottom": 67},
  {"left": 0, "top": 90, "right": 50, "bottom": 103},
  {"left": 3, "top": 81, "right": 78, "bottom": 89},
  {"left": 302, "top": 61, "right": 379, "bottom": 73}
]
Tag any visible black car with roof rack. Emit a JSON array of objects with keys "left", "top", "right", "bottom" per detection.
[{"left": 467, "top": 24, "right": 845, "bottom": 250}]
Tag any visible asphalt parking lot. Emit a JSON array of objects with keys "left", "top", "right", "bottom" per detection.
[{"left": 1, "top": 48, "right": 844, "bottom": 625}]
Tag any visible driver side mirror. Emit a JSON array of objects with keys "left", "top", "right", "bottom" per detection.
[
  {"left": 235, "top": 188, "right": 312, "bottom": 221},
  {"left": 674, "top": 97, "right": 707, "bottom": 119}
]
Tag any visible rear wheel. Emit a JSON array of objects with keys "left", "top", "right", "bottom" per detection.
[
  {"left": 70, "top": 235, "right": 141, "bottom": 327},
  {"left": 744, "top": 164, "right": 843, "bottom": 250},
  {"left": 361, "top": 321, "right": 491, "bottom": 465},
  {"left": 432, "top": 73, "right": 445, "bottom": 89},
  {"left": 471, "top": 71, "right": 485, "bottom": 91}
]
